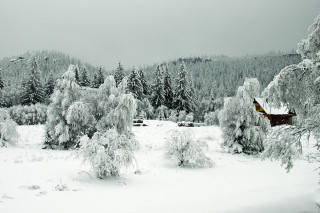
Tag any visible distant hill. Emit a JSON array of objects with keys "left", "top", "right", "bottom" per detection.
[
  {"left": 141, "top": 52, "right": 301, "bottom": 100},
  {"left": 0, "top": 50, "right": 108, "bottom": 87}
]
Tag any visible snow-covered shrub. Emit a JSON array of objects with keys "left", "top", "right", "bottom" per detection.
[
  {"left": 0, "top": 109, "right": 18, "bottom": 146},
  {"left": 262, "top": 126, "right": 302, "bottom": 172},
  {"left": 165, "top": 129, "right": 213, "bottom": 168},
  {"left": 204, "top": 110, "right": 220, "bottom": 126},
  {"left": 8, "top": 104, "right": 47, "bottom": 125},
  {"left": 185, "top": 112, "right": 194, "bottom": 122},
  {"left": 168, "top": 110, "right": 178, "bottom": 122},
  {"left": 78, "top": 128, "right": 137, "bottom": 178},
  {"left": 219, "top": 78, "right": 270, "bottom": 154},
  {"left": 178, "top": 110, "right": 187, "bottom": 122}
]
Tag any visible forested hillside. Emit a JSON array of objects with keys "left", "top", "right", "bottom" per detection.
[{"left": 142, "top": 52, "right": 301, "bottom": 100}]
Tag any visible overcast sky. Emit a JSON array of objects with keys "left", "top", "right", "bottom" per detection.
[{"left": 0, "top": 0, "right": 319, "bottom": 69}]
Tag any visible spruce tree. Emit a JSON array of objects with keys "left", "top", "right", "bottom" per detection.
[
  {"left": 151, "top": 65, "right": 165, "bottom": 109},
  {"left": 20, "top": 58, "right": 45, "bottom": 105},
  {"left": 0, "top": 69, "right": 4, "bottom": 90},
  {"left": 80, "top": 68, "right": 90, "bottom": 87},
  {"left": 91, "top": 73, "right": 100, "bottom": 88},
  {"left": 45, "top": 74, "right": 55, "bottom": 97},
  {"left": 173, "top": 63, "right": 192, "bottom": 112},
  {"left": 138, "top": 68, "right": 150, "bottom": 96},
  {"left": 114, "top": 62, "right": 124, "bottom": 87},
  {"left": 75, "top": 67, "right": 80, "bottom": 85},
  {"left": 97, "top": 67, "right": 105, "bottom": 85},
  {"left": 163, "top": 65, "right": 174, "bottom": 109},
  {"left": 128, "top": 68, "right": 143, "bottom": 100}
]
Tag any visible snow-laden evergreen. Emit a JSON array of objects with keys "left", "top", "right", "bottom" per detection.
[
  {"left": 20, "top": 58, "right": 45, "bottom": 105},
  {"left": 97, "top": 67, "right": 105, "bottom": 85},
  {"left": 138, "top": 68, "right": 150, "bottom": 96},
  {"left": 220, "top": 78, "right": 270, "bottom": 154},
  {"left": 91, "top": 73, "right": 100, "bottom": 88},
  {"left": 151, "top": 65, "right": 165, "bottom": 109},
  {"left": 163, "top": 65, "right": 174, "bottom": 109},
  {"left": 165, "top": 129, "right": 213, "bottom": 168},
  {"left": 114, "top": 62, "right": 125, "bottom": 87},
  {"left": 80, "top": 68, "right": 90, "bottom": 87},
  {"left": 262, "top": 14, "right": 320, "bottom": 171},
  {"left": 74, "top": 67, "right": 80, "bottom": 85},
  {"left": 173, "top": 63, "right": 192, "bottom": 113},
  {"left": 44, "top": 74, "right": 55, "bottom": 98},
  {"left": 45, "top": 65, "right": 82, "bottom": 149},
  {"left": 0, "top": 109, "right": 18, "bottom": 146},
  {"left": 0, "top": 69, "right": 4, "bottom": 90},
  {"left": 128, "top": 68, "right": 143, "bottom": 100}
]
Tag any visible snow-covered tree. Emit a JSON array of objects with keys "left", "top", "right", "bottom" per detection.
[
  {"left": 165, "top": 129, "right": 213, "bottom": 168},
  {"left": 44, "top": 65, "right": 82, "bottom": 149},
  {"left": 151, "top": 65, "right": 165, "bottom": 109},
  {"left": 97, "top": 67, "right": 105, "bottom": 85},
  {"left": 78, "top": 128, "right": 137, "bottom": 178},
  {"left": 173, "top": 63, "right": 192, "bottom": 113},
  {"left": 220, "top": 78, "right": 270, "bottom": 154},
  {"left": 163, "top": 65, "right": 174, "bottom": 109},
  {"left": 262, "top": 14, "right": 320, "bottom": 171},
  {"left": 91, "top": 73, "right": 100, "bottom": 88},
  {"left": 20, "top": 58, "right": 45, "bottom": 105},
  {"left": 75, "top": 67, "right": 80, "bottom": 85},
  {"left": 0, "top": 109, "right": 18, "bottom": 146},
  {"left": 114, "top": 62, "right": 125, "bottom": 87},
  {"left": 138, "top": 68, "right": 150, "bottom": 96},
  {"left": 128, "top": 68, "right": 143, "bottom": 100},
  {"left": 0, "top": 69, "right": 4, "bottom": 90},
  {"left": 45, "top": 74, "right": 55, "bottom": 97},
  {"left": 80, "top": 68, "right": 90, "bottom": 87}
]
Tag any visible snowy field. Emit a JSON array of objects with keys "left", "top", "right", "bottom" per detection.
[{"left": 0, "top": 120, "right": 319, "bottom": 213}]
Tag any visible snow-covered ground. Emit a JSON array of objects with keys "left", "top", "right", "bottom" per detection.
[{"left": 0, "top": 121, "right": 319, "bottom": 213}]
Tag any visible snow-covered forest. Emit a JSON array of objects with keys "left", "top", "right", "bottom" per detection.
[{"left": 1, "top": 2, "right": 320, "bottom": 213}]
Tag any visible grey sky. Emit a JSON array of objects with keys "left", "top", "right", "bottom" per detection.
[{"left": 0, "top": 0, "right": 319, "bottom": 69}]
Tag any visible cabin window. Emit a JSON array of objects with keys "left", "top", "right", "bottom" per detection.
[{"left": 255, "top": 105, "right": 261, "bottom": 111}]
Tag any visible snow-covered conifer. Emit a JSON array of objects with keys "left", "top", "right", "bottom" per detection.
[
  {"left": 165, "top": 129, "right": 213, "bottom": 168},
  {"left": 0, "top": 69, "right": 4, "bottom": 90},
  {"left": 163, "top": 65, "right": 174, "bottom": 109},
  {"left": 138, "top": 68, "right": 150, "bottom": 96},
  {"left": 45, "top": 74, "right": 55, "bottom": 97},
  {"left": 128, "top": 68, "right": 143, "bottom": 100},
  {"left": 114, "top": 62, "right": 125, "bottom": 87},
  {"left": 97, "top": 67, "right": 105, "bottom": 85},
  {"left": 20, "top": 58, "right": 45, "bottom": 105},
  {"left": 173, "top": 63, "right": 192, "bottom": 113},
  {"left": 220, "top": 78, "right": 270, "bottom": 154},
  {"left": 74, "top": 67, "right": 80, "bottom": 85},
  {"left": 151, "top": 65, "right": 165, "bottom": 109},
  {"left": 80, "top": 68, "right": 90, "bottom": 87},
  {"left": 91, "top": 73, "right": 100, "bottom": 88}
]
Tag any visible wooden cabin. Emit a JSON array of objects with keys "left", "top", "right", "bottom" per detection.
[{"left": 253, "top": 98, "right": 296, "bottom": 126}]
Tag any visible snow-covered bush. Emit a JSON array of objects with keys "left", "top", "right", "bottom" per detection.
[
  {"left": 165, "top": 129, "right": 213, "bottom": 168},
  {"left": 185, "top": 112, "right": 194, "bottom": 122},
  {"left": 219, "top": 78, "right": 270, "bottom": 154},
  {"left": 0, "top": 109, "right": 18, "bottom": 146},
  {"left": 8, "top": 104, "right": 47, "bottom": 125},
  {"left": 204, "top": 110, "right": 220, "bottom": 126},
  {"left": 78, "top": 128, "right": 137, "bottom": 178},
  {"left": 262, "top": 126, "right": 302, "bottom": 172},
  {"left": 178, "top": 110, "right": 187, "bottom": 122},
  {"left": 168, "top": 110, "right": 178, "bottom": 122}
]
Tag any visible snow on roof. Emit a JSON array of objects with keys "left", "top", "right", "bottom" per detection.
[{"left": 254, "top": 98, "right": 290, "bottom": 115}]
